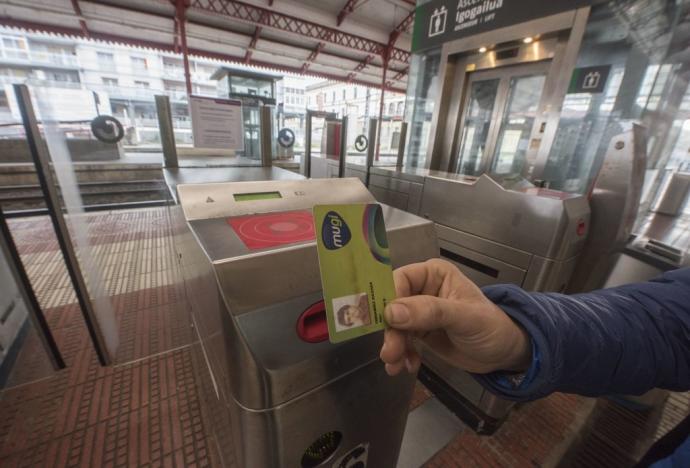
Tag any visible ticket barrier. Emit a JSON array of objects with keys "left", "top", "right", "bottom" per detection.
[
  {"left": 417, "top": 173, "right": 590, "bottom": 432},
  {"left": 303, "top": 110, "right": 348, "bottom": 179},
  {"left": 175, "top": 178, "right": 438, "bottom": 467},
  {"left": 360, "top": 167, "right": 590, "bottom": 432}
]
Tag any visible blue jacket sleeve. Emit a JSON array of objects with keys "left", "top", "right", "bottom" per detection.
[{"left": 474, "top": 268, "right": 690, "bottom": 401}]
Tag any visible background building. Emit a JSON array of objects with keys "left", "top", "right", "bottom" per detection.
[
  {"left": 306, "top": 81, "right": 406, "bottom": 155},
  {"left": 0, "top": 27, "right": 405, "bottom": 158}
]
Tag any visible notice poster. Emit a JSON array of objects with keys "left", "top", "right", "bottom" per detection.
[{"left": 189, "top": 95, "right": 244, "bottom": 150}]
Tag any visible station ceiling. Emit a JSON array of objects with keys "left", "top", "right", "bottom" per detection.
[{"left": 0, "top": 0, "right": 416, "bottom": 92}]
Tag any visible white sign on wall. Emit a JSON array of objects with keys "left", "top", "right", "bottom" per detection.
[{"left": 189, "top": 95, "right": 244, "bottom": 150}]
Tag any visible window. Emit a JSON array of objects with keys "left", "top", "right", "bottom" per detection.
[
  {"left": 102, "top": 77, "right": 119, "bottom": 87},
  {"left": 0, "top": 91, "right": 8, "bottom": 108},
  {"left": 1, "top": 36, "right": 29, "bottom": 59},
  {"left": 164, "top": 80, "right": 185, "bottom": 92},
  {"left": 134, "top": 80, "right": 150, "bottom": 88},
  {"left": 194, "top": 85, "right": 215, "bottom": 95},
  {"left": 48, "top": 71, "right": 78, "bottom": 83},
  {"left": 131, "top": 57, "right": 148, "bottom": 70},
  {"left": 354, "top": 87, "right": 358, "bottom": 99},
  {"left": 0, "top": 68, "right": 29, "bottom": 80},
  {"left": 396, "top": 102, "right": 404, "bottom": 115},
  {"left": 388, "top": 102, "right": 395, "bottom": 114},
  {"left": 332, "top": 91, "right": 336, "bottom": 102},
  {"left": 342, "top": 89, "right": 346, "bottom": 100},
  {"left": 97, "top": 52, "right": 115, "bottom": 71}
]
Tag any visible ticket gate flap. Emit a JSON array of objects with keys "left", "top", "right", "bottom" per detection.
[{"left": 421, "top": 174, "right": 590, "bottom": 261}]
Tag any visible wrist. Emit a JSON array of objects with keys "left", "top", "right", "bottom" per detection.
[{"left": 503, "top": 322, "right": 532, "bottom": 372}]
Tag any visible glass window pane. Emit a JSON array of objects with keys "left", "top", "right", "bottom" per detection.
[
  {"left": 404, "top": 48, "right": 441, "bottom": 169},
  {"left": 491, "top": 74, "right": 546, "bottom": 175},
  {"left": 454, "top": 78, "right": 500, "bottom": 175}
]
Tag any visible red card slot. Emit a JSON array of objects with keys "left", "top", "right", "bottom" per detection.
[{"left": 297, "top": 300, "right": 328, "bottom": 343}]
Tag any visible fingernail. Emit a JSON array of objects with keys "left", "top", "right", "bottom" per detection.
[
  {"left": 386, "top": 303, "right": 409, "bottom": 325},
  {"left": 405, "top": 358, "right": 413, "bottom": 373}
]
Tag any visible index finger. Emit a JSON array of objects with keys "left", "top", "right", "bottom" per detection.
[
  {"left": 393, "top": 259, "right": 478, "bottom": 300},
  {"left": 393, "top": 259, "right": 449, "bottom": 297}
]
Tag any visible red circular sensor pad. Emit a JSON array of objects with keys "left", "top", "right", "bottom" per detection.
[{"left": 228, "top": 210, "right": 316, "bottom": 250}]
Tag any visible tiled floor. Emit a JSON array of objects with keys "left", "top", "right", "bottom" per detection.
[
  {"left": 0, "top": 208, "right": 688, "bottom": 467},
  {"left": 1, "top": 209, "right": 217, "bottom": 467}
]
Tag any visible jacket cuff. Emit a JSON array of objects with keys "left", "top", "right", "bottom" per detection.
[{"left": 471, "top": 285, "right": 558, "bottom": 401}]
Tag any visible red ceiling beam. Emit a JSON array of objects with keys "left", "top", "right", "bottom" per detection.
[
  {"left": 0, "top": 18, "right": 176, "bottom": 52},
  {"left": 387, "top": 10, "right": 415, "bottom": 63},
  {"left": 188, "top": 0, "right": 410, "bottom": 63},
  {"left": 348, "top": 53, "right": 374, "bottom": 80},
  {"left": 388, "top": 10, "right": 414, "bottom": 50},
  {"left": 192, "top": 46, "right": 405, "bottom": 93},
  {"left": 389, "top": 66, "right": 408, "bottom": 82},
  {"left": 300, "top": 42, "right": 324, "bottom": 73},
  {"left": 345, "top": 7, "right": 415, "bottom": 83},
  {"left": 337, "top": 0, "right": 361, "bottom": 27},
  {"left": 69, "top": 0, "right": 89, "bottom": 37},
  {"left": 117, "top": 2, "right": 385, "bottom": 74},
  {"left": 0, "top": 17, "right": 405, "bottom": 93},
  {"left": 175, "top": 0, "right": 193, "bottom": 94},
  {"left": 245, "top": 23, "right": 262, "bottom": 63}
]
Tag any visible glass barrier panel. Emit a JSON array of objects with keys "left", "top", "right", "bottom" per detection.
[
  {"left": 454, "top": 78, "right": 500, "bottom": 175},
  {"left": 375, "top": 120, "right": 404, "bottom": 167},
  {"left": 0, "top": 212, "right": 59, "bottom": 389},
  {"left": 33, "top": 86, "right": 189, "bottom": 365},
  {"left": 404, "top": 48, "right": 442, "bottom": 169},
  {"left": 491, "top": 74, "right": 546, "bottom": 175}
]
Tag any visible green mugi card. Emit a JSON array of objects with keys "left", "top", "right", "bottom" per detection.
[{"left": 313, "top": 203, "right": 396, "bottom": 343}]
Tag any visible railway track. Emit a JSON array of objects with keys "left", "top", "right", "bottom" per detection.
[{"left": 0, "top": 179, "right": 172, "bottom": 215}]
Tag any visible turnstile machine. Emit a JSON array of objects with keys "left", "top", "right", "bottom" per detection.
[
  {"left": 417, "top": 173, "right": 590, "bottom": 432},
  {"left": 175, "top": 178, "right": 438, "bottom": 467},
  {"left": 303, "top": 110, "right": 348, "bottom": 179},
  {"left": 361, "top": 167, "right": 590, "bottom": 432}
]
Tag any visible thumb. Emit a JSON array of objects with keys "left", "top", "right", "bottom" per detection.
[{"left": 384, "top": 295, "right": 459, "bottom": 332}]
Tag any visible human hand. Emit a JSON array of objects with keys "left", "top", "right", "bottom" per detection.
[{"left": 380, "top": 259, "right": 531, "bottom": 376}]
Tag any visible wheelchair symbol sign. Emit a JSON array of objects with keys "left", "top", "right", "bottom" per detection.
[
  {"left": 278, "top": 128, "right": 295, "bottom": 148},
  {"left": 355, "top": 135, "right": 369, "bottom": 152}
]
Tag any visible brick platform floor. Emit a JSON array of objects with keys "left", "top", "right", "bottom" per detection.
[{"left": 1, "top": 208, "right": 688, "bottom": 467}]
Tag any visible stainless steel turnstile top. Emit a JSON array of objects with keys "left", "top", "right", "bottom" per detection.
[
  {"left": 164, "top": 166, "right": 304, "bottom": 203},
  {"left": 177, "top": 177, "right": 373, "bottom": 220}
]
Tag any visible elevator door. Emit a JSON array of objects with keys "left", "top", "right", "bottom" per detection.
[{"left": 453, "top": 62, "right": 550, "bottom": 176}]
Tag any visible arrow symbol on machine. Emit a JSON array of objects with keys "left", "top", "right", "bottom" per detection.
[{"left": 206, "top": 196, "right": 215, "bottom": 203}]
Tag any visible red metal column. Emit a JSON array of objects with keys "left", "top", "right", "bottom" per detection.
[
  {"left": 69, "top": 0, "right": 89, "bottom": 36},
  {"left": 375, "top": 10, "right": 414, "bottom": 160},
  {"left": 375, "top": 51, "right": 389, "bottom": 162},
  {"left": 176, "top": 0, "right": 193, "bottom": 95}
]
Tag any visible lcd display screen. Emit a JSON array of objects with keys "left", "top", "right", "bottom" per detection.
[{"left": 233, "top": 191, "right": 282, "bottom": 202}]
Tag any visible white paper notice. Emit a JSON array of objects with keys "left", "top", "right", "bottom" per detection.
[{"left": 189, "top": 95, "right": 244, "bottom": 150}]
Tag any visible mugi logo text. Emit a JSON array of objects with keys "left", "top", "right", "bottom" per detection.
[{"left": 322, "top": 211, "right": 352, "bottom": 250}]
